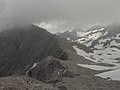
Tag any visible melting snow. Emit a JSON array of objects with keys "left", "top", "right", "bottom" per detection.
[
  {"left": 96, "top": 69, "right": 120, "bottom": 81},
  {"left": 88, "top": 32, "right": 103, "bottom": 40},
  {"left": 77, "top": 31, "right": 92, "bottom": 37},
  {"left": 67, "top": 37, "right": 70, "bottom": 40},
  {"left": 111, "top": 40, "right": 120, "bottom": 46},
  {"left": 73, "top": 46, "right": 97, "bottom": 63},
  {"left": 73, "top": 45, "right": 120, "bottom": 81},
  {"left": 100, "top": 28, "right": 104, "bottom": 31},
  {"left": 85, "top": 41, "right": 93, "bottom": 47},
  {"left": 104, "top": 30, "right": 108, "bottom": 36},
  {"left": 94, "top": 44, "right": 104, "bottom": 49},
  {"left": 72, "top": 27, "right": 120, "bottom": 81},
  {"left": 31, "top": 62, "right": 39, "bottom": 69},
  {"left": 76, "top": 32, "right": 103, "bottom": 46},
  {"left": 73, "top": 45, "right": 120, "bottom": 65},
  {"left": 99, "top": 38, "right": 111, "bottom": 43},
  {"left": 117, "top": 33, "right": 120, "bottom": 39},
  {"left": 77, "top": 64, "right": 114, "bottom": 71}
]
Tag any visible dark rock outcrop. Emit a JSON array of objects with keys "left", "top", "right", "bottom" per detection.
[{"left": 27, "top": 56, "right": 73, "bottom": 83}]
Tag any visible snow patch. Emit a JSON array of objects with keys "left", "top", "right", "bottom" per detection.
[
  {"left": 77, "top": 64, "right": 114, "bottom": 71},
  {"left": 111, "top": 40, "right": 120, "bottom": 46},
  {"left": 67, "top": 37, "right": 70, "bottom": 40},
  {"left": 73, "top": 45, "right": 120, "bottom": 81},
  {"left": 73, "top": 46, "right": 97, "bottom": 63},
  {"left": 31, "top": 62, "right": 39, "bottom": 69},
  {"left": 76, "top": 32, "right": 103, "bottom": 46},
  {"left": 94, "top": 44, "right": 104, "bottom": 49},
  {"left": 96, "top": 69, "right": 120, "bottom": 81}
]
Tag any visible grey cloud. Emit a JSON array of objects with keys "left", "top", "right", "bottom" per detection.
[{"left": 0, "top": 0, "right": 120, "bottom": 28}]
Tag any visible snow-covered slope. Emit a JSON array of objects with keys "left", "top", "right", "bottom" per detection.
[
  {"left": 58, "top": 23, "right": 120, "bottom": 81},
  {"left": 58, "top": 25, "right": 106, "bottom": 47},
  {"left": 58, "top": 23, "right": 120, "bottom": 49}
]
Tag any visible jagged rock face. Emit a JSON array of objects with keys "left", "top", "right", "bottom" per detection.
[
  {"left": 27, "top": 57, "right": 74, "bottom": 83},
  {"left": 56, "top": 50, "right": 68, "bottom": 60},
  {"left": 0, "top": 25, "right": 67, "bottom": 76}
]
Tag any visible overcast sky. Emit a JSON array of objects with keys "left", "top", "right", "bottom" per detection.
[{"left": 0, "top": 0, "right": 120, "bottom": 31}]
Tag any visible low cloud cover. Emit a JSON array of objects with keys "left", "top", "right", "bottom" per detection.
[{"left": 0, "top": 0, "right": 120, "bottom": 28}]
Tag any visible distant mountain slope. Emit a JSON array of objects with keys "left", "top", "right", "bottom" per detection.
[
  {"left": 58, "top": 28, "right": 84, "bottom": 41},
  {"left": 58, "top": 23, "right": 120, "bottom": 81},
  {"left": 58, "top": 23, "right": 120, "bottom": 49}
]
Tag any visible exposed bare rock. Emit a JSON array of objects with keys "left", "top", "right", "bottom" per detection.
[
  {"left": 0, "top": 76, "right": 58, "bottom": 90},
  {"left": 27, "top": 56, "right": 74, "bottom": 83}
]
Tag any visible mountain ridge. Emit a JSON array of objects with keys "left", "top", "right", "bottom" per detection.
[{"left": 0, "top": 24, "right": 120, "bottom": 90}]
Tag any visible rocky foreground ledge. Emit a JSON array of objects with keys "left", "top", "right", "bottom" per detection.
[{"left": 0, "top": 76, "right": 58, "bottom": 90}]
